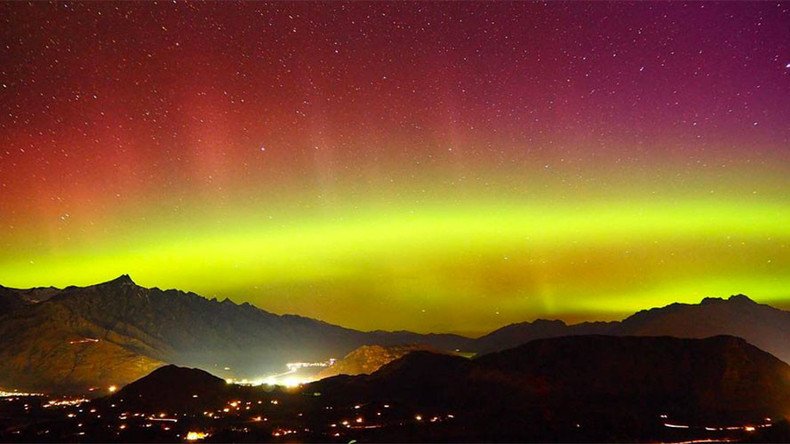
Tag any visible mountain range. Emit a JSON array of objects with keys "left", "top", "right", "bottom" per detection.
[
  {"left": 66, "top": 335, "right": 788, "bottom": 443},
  {"left": 309, "top": 335, "right": 790, "bottom": 442},
  {"left": 0, "top": 275, "right": 787, "bottom": 394},
  {"left": 475, "top": 294, "right": 790, "bottom": 360}
]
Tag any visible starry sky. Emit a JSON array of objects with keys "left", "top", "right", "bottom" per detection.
[{"left": 1, "top": 2, "right": 788, "bottom": 335}]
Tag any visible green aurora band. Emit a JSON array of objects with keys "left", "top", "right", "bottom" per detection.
[{"left": 1, "top": 165, "right": 787, "bottom": 335}]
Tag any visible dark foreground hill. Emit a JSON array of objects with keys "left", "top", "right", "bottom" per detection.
[
  {"left": 310, "top": 335, "right": 790, "bottom": 441},
  {"left": 4, "top": 335, "right": 784, "bottom": 443},
  {"left": 106, "top": 365, "right": 231, "bottom": 412}
]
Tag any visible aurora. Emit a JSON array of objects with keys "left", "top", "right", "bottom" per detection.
[{"left": 0, "top": 2, "right": 788, "bottom": 335}]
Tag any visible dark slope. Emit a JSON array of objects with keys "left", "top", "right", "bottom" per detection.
[
  {"left": 0, "top": 288, "right": 164, "bottom": 394},
  {"left": 100, "top": 364, "right": 247, "bottom": 413},
  {"left": 311, "top": 335, "right": 790, "bottom": 441},
  {"left": 0, "top": 284, "right": 59, "bottom": 310},
  {"left": 0, "top": 286, "right": 27, "bottom": 313},
  {"left": 617, "top": 295, "right": 790, "bottom": 363},
  {"left": 474, "top": 295, "right": 790, "bottom": 363},
  {"left": 366, "top": 330, "right": 473, "bottom": 351},
  {"left": 43, "top": 335, "right": 785, "bottom": 443},
  {"left": 474, "top": 318, "right": 615, "bottom": 353},
  {"left": 476, "top": 335, "right": 789, "bottom": 422}
]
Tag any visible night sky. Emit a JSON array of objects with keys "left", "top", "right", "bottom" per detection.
[{"left": 1, "top": 2, "right": 788, "bottom": 334}]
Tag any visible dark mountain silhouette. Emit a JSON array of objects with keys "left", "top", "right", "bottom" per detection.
[
  {"left": 117, "top": 364, "right": 225, "bottom": 397},
  {"left": 311, "top": 335, "right": 790, "bottom": 441},
  {"left": 475, "top": 335, "right": 789, "bottom": 423},
  {"left": 0, "top": 286, "right": 26, "bottom": 312},
  {"left": 475, "top": 295, "right": 790, "bottom": 363},
  {"left": 99, "top": 364, "right": 250, "bottom": 413},
  {"left": 366, "top": 330, "right": 474, "bottom": 351},
  {"left": 0, "top": 285, "right": 59, "bottom": 309},
  {"left": 475, "top": 318, "right": 615, "bottom": 353},
  {"left": 0, "top": 276, "right": 787, "bottom": 395},
  {"left": 80, "top": 336, "right": 790, "bottom": 442},
  {"left": 616, "top": 295, "right": 790, "bottom": 363}
]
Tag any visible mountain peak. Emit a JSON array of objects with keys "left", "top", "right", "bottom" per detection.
[
  {"left": 117, "top": 364, "right": 226, "bottom": 395},
  {"left": 102, "top": 274, "right": 136, "bottom": 286},
  {"left": 532, "top": 318, "right": 567, "bottom": 326},
  {"left": 728, "top": 294, "right": 756, "bottom": 303},
  {"left": 700, "top": 294, "right": 755, "bottom": 305},
  {"left": 138, "top": 364, "right": 219, "bottom": 382},
  {"left": 109, "top": 364, "right": 228, "bottom": 412}
]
